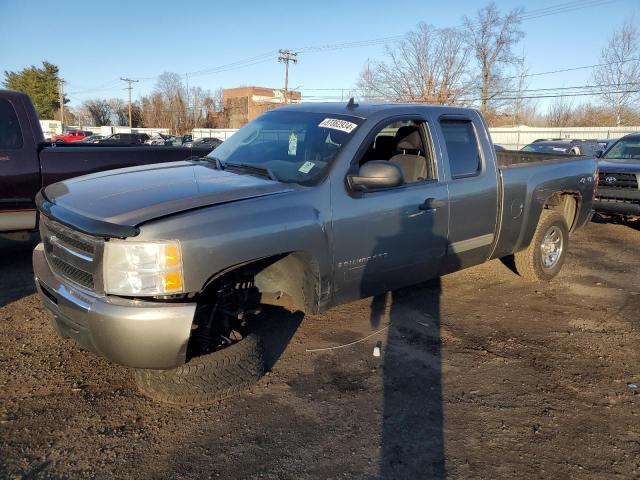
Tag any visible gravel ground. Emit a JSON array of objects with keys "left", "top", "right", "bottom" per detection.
[{"left": 0, "top": 220, "right": 639, "bottom": 479}]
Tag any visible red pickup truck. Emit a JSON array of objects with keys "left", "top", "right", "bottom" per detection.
[
  {"left": 0, "top": 89, "right": 218, "bottom": 236},
  {"left": 51, "top": 130, "right": 92, "bottom": 143}
]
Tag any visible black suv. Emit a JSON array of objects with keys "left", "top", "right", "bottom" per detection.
[
  {"left": 98, "top": 133, "right": 150, "bottom": 145},
  {"left": 521, "top": 139, "right": 602, "bottom": 156}
]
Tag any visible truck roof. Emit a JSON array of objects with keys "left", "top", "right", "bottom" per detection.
[
  {"left": 275, "top": 101, "right": 479, "bottom": 119},
  {"left": 0, "top": 89, "right": 31, "bottom": 102}
]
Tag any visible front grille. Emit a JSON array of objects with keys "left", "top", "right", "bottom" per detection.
[
  {"left": 49, "top": 256, "right": 95, "bottom": 289},
  {"left": 40, "top": 216, "right": 103, "bottom": 292},
  {"left": 598, "top": 171, "right": 639, "bottom": 189}
]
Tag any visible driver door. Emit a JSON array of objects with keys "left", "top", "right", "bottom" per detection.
[{"left": 330, "top": 116, "right": 450, "bottom": 304}]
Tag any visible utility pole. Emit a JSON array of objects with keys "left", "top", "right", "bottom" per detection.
[
  {"left": 278, "top": 49, "right": 298, "bottom": 104},
  {"left": 58, "top": 80, "right": 65, "bottom": 129},
  {"left": 120, "top": 77, "right": 139, "bottom": 127}
]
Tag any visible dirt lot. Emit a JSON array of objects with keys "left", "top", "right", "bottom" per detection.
[{"left": 1, "top": 220, "right": 639, "bottom": 479}]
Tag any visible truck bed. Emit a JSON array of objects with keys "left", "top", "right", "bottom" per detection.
[
  {"left": 38, "top": 144, "right": 213, "bottom": 187},
  {"left": 496, "top": 150, "right": 587, "bottom": 168}
]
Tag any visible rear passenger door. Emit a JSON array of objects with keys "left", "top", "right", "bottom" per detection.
[{"left": 436, "top": 115, "right": 499, "bottom": 271}]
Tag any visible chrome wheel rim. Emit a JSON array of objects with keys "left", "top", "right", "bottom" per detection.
[{"left": 540, "top": 225, "right": 563, "bottom": 269}]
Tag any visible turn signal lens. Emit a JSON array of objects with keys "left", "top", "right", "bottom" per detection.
[
  {"left": 163, "top": 244, "right": 181, "bottom": 267},
  {"left": 163, "top": 271, "right": 183, "bottom": 292}
]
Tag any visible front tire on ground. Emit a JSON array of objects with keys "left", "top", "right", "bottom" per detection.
[
  {"left": 514, "top": 210, "right": 569, "bottom": 282},
  {"left": 134, "top": 333, "right": 265, "bottom": 405}
]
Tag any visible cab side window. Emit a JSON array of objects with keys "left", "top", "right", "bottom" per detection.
[
  {"left": 0, "top": 99, "right": 23, "bottom": 149},
  {"left": 440, "top": 119, "right": 481, "bottom": 179},
  {"left": 359, "top": 120, "right": 435, "bottom": 182}
]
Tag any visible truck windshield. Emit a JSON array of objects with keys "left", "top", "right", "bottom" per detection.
[
  {"left": 603, "top": 138, "right": 640, "bottom": 160},
  {"left": 207, "top": 110, "right": 362, "bottom": 185}
]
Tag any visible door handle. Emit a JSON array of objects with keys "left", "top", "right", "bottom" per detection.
[{"left": 419, "top": 197, "right": 445, "bottom": 211}]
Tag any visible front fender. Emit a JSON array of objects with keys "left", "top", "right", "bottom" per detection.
[{"left": 134, "top": 188, "right": 332, "bottom": 301}]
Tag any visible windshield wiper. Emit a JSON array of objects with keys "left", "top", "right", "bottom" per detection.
[
  {"left": 195, "top": 155, "right": 225, "bottom": 170},
  {"left": 223, "top": 162, "right": 277, "bottom": 181}
]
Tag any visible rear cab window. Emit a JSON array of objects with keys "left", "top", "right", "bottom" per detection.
[
  {"left": 439, "top": 119, "right": 482, "bottom": 179},
  {"left": 0, "top": 98, "right": 24, "bottom": 149}
]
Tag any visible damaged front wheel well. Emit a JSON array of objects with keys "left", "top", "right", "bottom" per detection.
[{"left": 200, "top": 252, "right": 321, "bottom": 315}]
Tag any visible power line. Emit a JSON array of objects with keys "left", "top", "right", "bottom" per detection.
[
  {"left": 62, "top": 0, "right": 622, "bottom": 101},
  {"left": 66, "top": 79, "right": 122, "bottom": 95},
  {"left": 300, "top": 58, "right": 640, "bottom": 93},
  {"left": 294, "top": 0, "right": 620, "bottom": 54},
  {"left": 299, "top": 87, "right": 640, "bottom": 103}
]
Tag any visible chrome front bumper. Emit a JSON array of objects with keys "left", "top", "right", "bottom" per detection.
[{"left": 33, "top": 243, "right": 197, "bottom": 369}]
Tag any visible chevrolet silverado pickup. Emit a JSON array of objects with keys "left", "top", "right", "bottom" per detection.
[
  {"left": 33, "top": 102, "right": 598, "bottom": 404},
  {"left": 0, "top": 89, "right": 215, "bottom": 236},
  {"left": 594, "top": 132, "right": 640, "bottom": 220}
]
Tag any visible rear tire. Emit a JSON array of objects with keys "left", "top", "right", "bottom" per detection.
[
  {"left": 514, "top": 210, "right": 569, "bottom": 282},
  {"left": 134, "top": 334, "right": 265, "bottom": 405}
]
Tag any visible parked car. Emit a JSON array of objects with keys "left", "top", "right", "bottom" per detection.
[
  {"left": 593, "top": 132, "right": 640, "bottom": 220},
  {"left": 145, "top": 133, "right": 176, "bottom": 146},
  {"left": 78, "top": 134, "right": 105, "bottom": 143},
  {"left": 97, "top": 133, "right": 150, "bottom": 144},
  {"left": 596, "top": 138, "right": 618, "bottom": 153},
  {"left": 184, "top": 137, "right": 224, "bottom": 149},
  {"left": 521, "top": 139, "right": 601, "bottom": 156},
  {"left": 145, "top": 134, "right": 194, "bottom": 146},
  {"left": 51, "top": 130, "right": 93, "bottom": 143},
  {"left": 33, "top": 101, "right": 598, "bottom": 404},
  {"left": 0, "top": 90, "right": 218, "bottom": 236}
]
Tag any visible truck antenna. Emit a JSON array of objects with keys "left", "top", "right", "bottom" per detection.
[{"left": 346, "top": 97, "right": 358, "bottom": 110}]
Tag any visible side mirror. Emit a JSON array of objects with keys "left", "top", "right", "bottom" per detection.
[
  {"left": 595, "top": 150, "right": 603, "bottom": 158},
  {"left": 348, "top": 160, "right": 404, "bottom": 191}
]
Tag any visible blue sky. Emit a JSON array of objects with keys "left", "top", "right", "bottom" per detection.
[{"left": 1, "top": 0, "right": 637, "bottom": 110}]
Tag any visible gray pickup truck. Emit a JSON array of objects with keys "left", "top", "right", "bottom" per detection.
[{"left": 33, "top": 102, "right": 598, "bottom": 404}]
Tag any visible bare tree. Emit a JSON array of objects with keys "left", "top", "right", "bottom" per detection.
[
  {"left": 545, "top": 96, "right": 574, "bottom": 127},
  {"left": 155, "top": 72, "right": 188, "bottom": 133},
  {"left": 108, "top": 98, "right": 128, "bottom": 126},
  {"left": 356, "top": 23, "right": 472, "bottom": 104},
  {"left": 591, "top": 20, "right": 640, "bottom": 126},
  {"left": 462, "top": 2, "right": 524, "bottom": 114},
  {"left": 213, "top": 88, "right": 225, "bottom": 112},
  {"left": 83, "top": 99, "right": 112, "bottom": 126},
  {"left": 509, "top": 62, "right": 539, "bottom": 125}
]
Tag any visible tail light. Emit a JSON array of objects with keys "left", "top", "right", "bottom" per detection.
[{"left": 593, "top": 167, "right": 599, "bottom": 199}]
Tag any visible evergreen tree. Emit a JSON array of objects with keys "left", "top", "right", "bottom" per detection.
[{"left": 3, "top": 61, "right": 67, "bottom": 119}]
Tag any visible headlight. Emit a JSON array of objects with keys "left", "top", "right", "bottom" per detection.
[{"left": 103, "top": 240, "right": 184, "bottom": 296}]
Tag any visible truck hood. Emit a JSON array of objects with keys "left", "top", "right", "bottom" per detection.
[
  {"left": 39, "top": 161, "right": 296, "bottom": 238},
  {"left": 598, "top": 158, "right": 640, "bottom": 173}
]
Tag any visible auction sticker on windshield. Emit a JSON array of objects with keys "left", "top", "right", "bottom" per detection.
[
  {"left": 318, "top": 118, "right": 358, "bottom": 133},
  {"left": 298, "top": 161, "right": 315, "bottom": 173}
]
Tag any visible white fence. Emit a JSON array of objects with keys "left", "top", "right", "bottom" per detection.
[
  {"left": 488, "top": 126, "right": 640, "bottom": 150},
  {"left": 112, "top": 126, "right": 170, "bottom": 136},
  {"left": 192, "top": 128, "right": 239, "bottom": 141}
]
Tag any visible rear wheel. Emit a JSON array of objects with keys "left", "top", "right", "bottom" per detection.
[{"left": 514, "top": 210, "right": 569, "bottom": 282}]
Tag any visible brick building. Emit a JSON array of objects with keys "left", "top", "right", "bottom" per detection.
[{"left": 223, "top": 86, "right": 301, "bottom": 128}]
